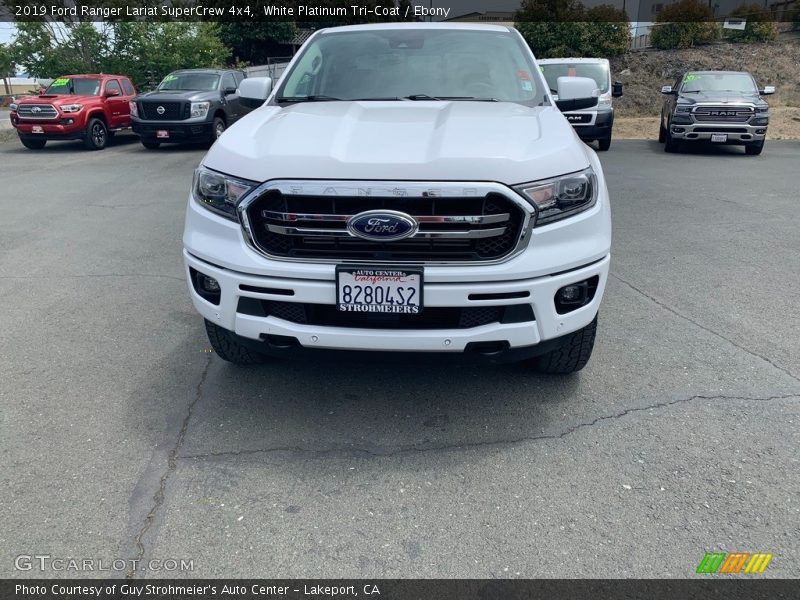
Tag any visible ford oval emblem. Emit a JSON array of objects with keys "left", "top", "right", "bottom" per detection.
[{"left": 346, "top": 210, "right": 418, "bottom": 242}]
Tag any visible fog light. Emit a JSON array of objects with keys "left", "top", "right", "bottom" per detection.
[
  {"left": 756, "top": 129, "right": 766, "bottom": 135},
  {"left": 672, "top": 127, "right": 685, "bottom": 133},
  {"left": 555, "top": 276, "right": 599, "bottom": 315},
  {"left": 558, "top": 284, "right": 584, "bottom": 303},
  {"left": 200, "top": 275, "right": 220, "bottom": 293}
]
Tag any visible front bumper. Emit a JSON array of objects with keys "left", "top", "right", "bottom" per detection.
[
  {"left": 132, "top": 118, "right": 213, "bottom": 143},
  {"left": 13, "top": 119, "right": 87, "bottom": 140},
  {"left": 669, "top": 121, "right": 767, "bottom": 143},
  {"left": 568, "top": 108, "right": 614, "bottom": 142},
  {"left": 182, "top": 168, "right": 612, "bottom": 355}
]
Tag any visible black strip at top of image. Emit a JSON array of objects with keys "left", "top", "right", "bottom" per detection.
[{"left": 1, "top": 0, "right": 798, "bottom": 23}]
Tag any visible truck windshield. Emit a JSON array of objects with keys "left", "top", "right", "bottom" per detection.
[
  {"left": 681, "top": 73, "right": 757, "bottom": 93},
  {"left": 158, "top": 73, "right": 220, "bottom": 92},
  {"left": 540, "top": 63, "right": 609, "bottom": 94},
  {"left": 277, "top": 28, "right": 545, "bottom": 105},
  {"left": 45, "top": 78, "right": 101, "bottom": 96}
]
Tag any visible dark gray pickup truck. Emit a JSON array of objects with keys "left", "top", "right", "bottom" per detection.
[
  {"left": 659, "top": 70, "right": 775, "bottom": 155},
  {"left": 131, "top": 68, "right": 251, "bottom": 149}
]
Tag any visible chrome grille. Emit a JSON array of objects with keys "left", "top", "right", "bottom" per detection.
[
  {"left": 693, "top": 106, "right": 754, "bottom": 123},
  {"left": 242, "top": 183, "right": 528, "bottom": 264},
  {"left": 16, "top": 104, "right": 58, "bottom": 120}
]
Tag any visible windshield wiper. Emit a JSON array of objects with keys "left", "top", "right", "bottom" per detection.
[
  {"left": 276, "top": 95, "right": 342, "bottom": 103},
  {"left": 404, "top": 94, "right": 442, "bottom": 101},
  {"left": 439, "top": 96, "right": 499, "bottom": 102}
]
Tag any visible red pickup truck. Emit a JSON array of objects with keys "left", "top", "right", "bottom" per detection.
[{"left": 10, "top": 74, "right": 137, "bottom": 150}]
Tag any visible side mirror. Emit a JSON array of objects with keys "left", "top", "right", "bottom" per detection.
[
  {"left": 760, "top": 85, "right": 775, "bottom": 95},
  {"left": 223, "top": 86, "right": 237, "bottom": 96},
  {"left": 554, "top": 76, "right": 599, "bottom": 112},
  {"left": 661, "top": 85, "right": 674, "bottom": 95},
  {"left": 105, "top": 88, "right": 121, "bottom": 97},
  {"left": 239, "top": 77, "right": 272, "bottom": 109},
  {"left": 612, "top": 81, "right": 624, "bottom": 98}
]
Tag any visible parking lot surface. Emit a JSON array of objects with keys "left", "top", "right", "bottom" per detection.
[{"left": 2, "top": 135, "right": 798, "bottom": 578}]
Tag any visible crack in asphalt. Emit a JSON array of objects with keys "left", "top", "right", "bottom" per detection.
[
  {"left": 125, "top": 352, "right": 212, "bottom": 579},
  {"left": 611, "top": 272, "right": 800, "bottom": 383},
  {"left": 176, "top": 393, "right": 799, "bottom": 462}
]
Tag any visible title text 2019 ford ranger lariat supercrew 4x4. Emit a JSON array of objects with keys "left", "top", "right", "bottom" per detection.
[
  {"left": 183, "top": 24, "right": 612, "bottom": 374},
  {"left": 10, "top": 74, "right": 137, "bottom": 150}
]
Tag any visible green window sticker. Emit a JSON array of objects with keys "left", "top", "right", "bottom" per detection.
[
  {"left": 684, "top": 74, "right": 700, "bottom": 82},
  {"left": 161, "top": 74, "right": 177, "bottom": 83},
  {"left": 51, "top": 78, "right": 70, "bottom": 86}
]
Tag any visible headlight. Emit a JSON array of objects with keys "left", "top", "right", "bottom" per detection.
[
  {"left": 61, "top": 104, "right": 83, "bottom": 113},
  {"left": 129, "top": 101, "right": 138, "bottom": 117},
  {"left": 193, "top": 166, "right": 256, "bottom": 220},
  {"left": 514, "top": 167, "right": 598, "bottom": 226},
  {"left": 675, "top": 106, "right": 692, "bottom": 113},
  {"left": 9, "top": 103, "right": 18, "bottom": 112},
  {"left": 190, "top": 101, "right": 210, "bottom": 119},
  {"left": 597, "top": 96, "right": 612, "bottom": 107}
]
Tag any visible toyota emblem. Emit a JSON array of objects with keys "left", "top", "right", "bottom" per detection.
[
  {"left": 31, "top": 106, "right": 42, "bottom": 113},
  {"left": 156, "top": 105, "right": 165, "bottom": 115}
]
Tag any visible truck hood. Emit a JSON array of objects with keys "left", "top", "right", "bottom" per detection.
[
  {"left": 137, "top": 90, "right": 217, "bottom": 102},
  {"left": 21, "top": 94, "right": 98, "bottom": 105},
  {"left": 676, "top": 91, "right": 764, "bottom": 105},
  {"left": 204, "top": 101, "right": 590, "bottom": 185}
]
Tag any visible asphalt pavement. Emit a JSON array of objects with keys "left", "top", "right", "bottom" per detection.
[{"left": 1, "top": 134, "right": 798, "bottom": 578}]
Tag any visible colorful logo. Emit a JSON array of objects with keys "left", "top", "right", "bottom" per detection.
[{"left": 696, "top": 552, "right": 773, "bottom": 574}]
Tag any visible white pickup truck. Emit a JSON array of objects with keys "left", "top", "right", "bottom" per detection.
[{"left": 183, "top": 23, "right": 612, "bottom": 374}]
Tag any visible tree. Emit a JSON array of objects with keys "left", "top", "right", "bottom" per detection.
[
  {"left": 515, "top": 2, "right": 629, "bottom": 58},
  {"left": 0, "top": 44, "right": 15, "bottom": 96},
  {"left": 11, "top": 22, "right": 229, "bottom": 88},
  {"left": 726, "top": 4, "right": 778, "bottom": 43},
  {"left": 218, "top": 22, "right": 297, "bottom": 65},
  {"left": 649, "top": 0, "right": 719, "bottom": 49}
]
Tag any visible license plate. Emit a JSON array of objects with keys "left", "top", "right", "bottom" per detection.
[
  {"left": 31, "top": 125, "right": 44, "bottom": 134},
  {"left": 336, "top": 266, "right": 423, "bottom": 313},
  {"left": 156, "top": 130, "right": 169, "bottom": 139},
  {"left": 711, "top": 134, "right": 727, "bottom": 143}
]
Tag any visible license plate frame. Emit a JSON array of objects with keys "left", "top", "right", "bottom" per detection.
[
  {"left": 336, "top": 266, "right": 423, "bottom": 314},
  {"left": 156, "top": 129, "right": 170, "bottom": 139},
  {"left": 711, "top": 133, "right": 727, "bottom": 143}
]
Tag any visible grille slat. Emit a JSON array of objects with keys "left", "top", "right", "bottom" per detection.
[
  {"left": 693, "top": 106, "right": 753, "bottom": 123},
  {"left": 246, "top": 189, "right": 525, "bottom": 263}
]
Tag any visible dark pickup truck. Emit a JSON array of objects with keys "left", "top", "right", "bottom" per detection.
[
  {"left": 131, "top": 68, "right": 251, "bottom": 149},
  {"left": 659, "top": 70, "right": 775, "bottom": 155}
]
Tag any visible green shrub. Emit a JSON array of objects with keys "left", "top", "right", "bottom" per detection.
[
  {"left": 726, "top": 4, "right": 778, "bottom": 42},
  {"left": 515, "top": 3, "right": 630, "bottom": 58},
  {"left": 649, "top": 0, "right": 720, "bottom": 49}
]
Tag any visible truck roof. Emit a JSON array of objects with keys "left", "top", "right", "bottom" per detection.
[
  {"left": 56, "top": 74, "right": 128, "bottom": 79},
  {"left": 169, "top": 68, "right": 241, "bottom": 75},
  {"left": 538, "top": 58, "right": 610, "bottom": 65},
  {"left": 319, "top": 22, "right": 512, "bottom": 34}
]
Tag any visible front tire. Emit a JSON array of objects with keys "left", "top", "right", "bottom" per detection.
[
  {"left": 745, "top": 140, "right": 764, "bottom": 155},
  {"left": 598, "top": 137, "right": 611, "bottom": 151},
  {"left": 20, "top": 136, "right": 47, "bottom": 150},
  {"left": 212, "top": 117, "right": 226, "bottom": 141},
  {"left": 658, "top": 123, "right": 666, "bottom": 143},
  {"left": 204, "top": 320, "right": 269, "bottom": 365},
  {"left": 527, "top": 315, "right": 598, "bottom": 374},
  {"left": 84, "top": 118, "right": 108, "bottom": 150},
  {"left": 664, "top": 127, "right": 680, "bottom": 153}
]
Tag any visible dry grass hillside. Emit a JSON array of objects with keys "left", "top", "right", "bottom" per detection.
[{"left": 610, "top": 39, "right": 800, "bottom": 139}]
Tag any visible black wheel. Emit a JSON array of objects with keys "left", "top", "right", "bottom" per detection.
[
  {"left": 212, "top": 116, "right": 226, "bottom": 140},
  {"left": 20, "top": 136, "right": 46, "bottom": 150},
  {"left": 204, "top": 320, "right": 269, "bottom": 365},
  {"left": 141, "top": 140, "right": 160, "bottom": 150},
  {"left": 527, "top": 315, "right": 598, "bottom": 374},
  {"left": 745, "top": 140, "right": 764, "bottom": 155},
  {"left": 658, "top": 123, "right": 666, "bottom": 143},
  {"left": 664, "top": 126, "right": 680, "bottom": 153},
  {"left": 597, "top": 137, "right": 611, "bottom": 151},
  {"left": 84, "top": 118, "right": 108, "bottom": 150}
]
